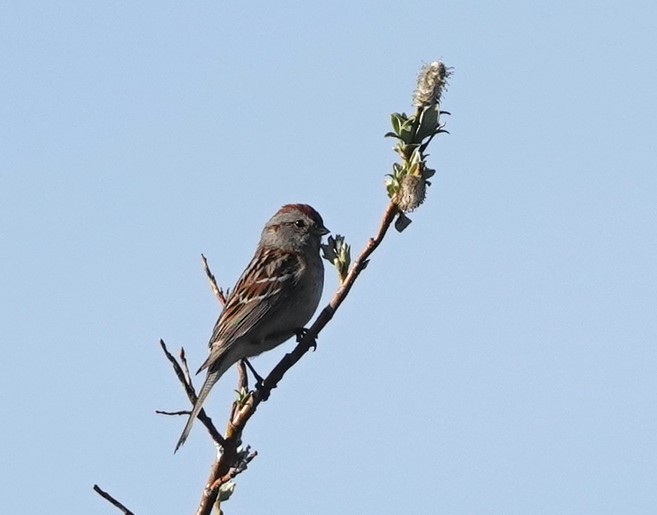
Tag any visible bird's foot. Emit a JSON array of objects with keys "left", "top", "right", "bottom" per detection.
[{"left": 295, "top": 327, "right": 317, "bottom": 351}]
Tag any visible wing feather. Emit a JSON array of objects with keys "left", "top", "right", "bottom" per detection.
[{"left": 200, "top": 249, "right": 303, "bottom": 371}]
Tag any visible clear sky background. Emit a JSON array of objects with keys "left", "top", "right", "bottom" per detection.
[{"left": 2, "top": 1, "right": 656, "bottom": 514}]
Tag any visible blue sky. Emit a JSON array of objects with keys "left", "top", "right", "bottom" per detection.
[{"left": 2, "top": 1, "right": 657, "bottom": 513}]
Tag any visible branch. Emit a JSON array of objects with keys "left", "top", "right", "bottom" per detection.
[
  {"left": 100, "top": 59, "right": 450, "bottom": 515},
  {"left": 192, "top": 201, "right": 400, "bottom": 515},
  {"left": 155, "top": 409, "right": 190, "bottom": 416},
  {"left": 93, "top": 485, "right": 135, "bottom": 515},
  {"left": 195, "top": 359, "right": 253, "bottom": 514},
  {"left": 158, "top": 339, "right": 226, "bottom": 448},
  {"left": 180, "top": 347, "right": 194, "bottom": 387}
]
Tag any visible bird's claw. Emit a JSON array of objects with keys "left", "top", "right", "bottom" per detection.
[{"left": 295, "top": 328, "right": 317, "bottom": 351}]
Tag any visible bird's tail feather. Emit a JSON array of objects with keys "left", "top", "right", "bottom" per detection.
[{"left": 174, "top": 351, "right": 232, "bottom": 453}]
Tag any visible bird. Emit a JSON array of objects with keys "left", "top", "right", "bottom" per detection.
[{"left": 175, "top": 203, "right": 329, "bottom": 452}]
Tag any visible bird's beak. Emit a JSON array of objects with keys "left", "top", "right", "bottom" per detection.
[{"left": 317, "top": 225, "right": 330, "bottom": 236}]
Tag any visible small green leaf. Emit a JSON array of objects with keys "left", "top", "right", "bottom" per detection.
[
  {"left": 416, "top": 104, "right": 440, "bottom": 142},
  {"left": 390, "top": 112, "right": 408, "bottom": 136},
  {"left": 398, "top": 117, "right": 416, "bottom": 144}
]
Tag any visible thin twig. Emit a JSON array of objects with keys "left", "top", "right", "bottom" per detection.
[
  {"left": 237, "top": 360, "right": 248, "bottom": 392},
  {"left": 159, "top": 339, "right": 226, "bottom": 448},
  {"left": 180, "top": 347, "right": 193, "bottom": 387},
  {"left": 229, "top": 361, "right": 249, "bottom": 422},
  {"left": 93, "top": 484, "right": 135, "bottom": 515},
  {"left": 202, "top": 254, "right": 227, "bottom": 306},
  {"left": 156, "top": 410, "right": 190, "bottom": 416}
]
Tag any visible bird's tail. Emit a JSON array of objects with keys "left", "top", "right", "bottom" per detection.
[{"left": 174, "top": 351, "right": 232, "bottom": 453}]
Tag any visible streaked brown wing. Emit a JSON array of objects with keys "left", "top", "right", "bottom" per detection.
[{"left": 207, "top": 248, "right": 302, "bottom": 353}]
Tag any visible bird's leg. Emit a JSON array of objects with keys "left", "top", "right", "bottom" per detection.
[
  {"left": 242, "top": 358, "right": 264, "bottom": 389},
  {"left": 295, "top": 327, "right": 317, "bottom": 351}
]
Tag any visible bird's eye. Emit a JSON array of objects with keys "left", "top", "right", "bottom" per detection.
[{"left": 294, "top": 219, "right": 306, "bottom": 229}]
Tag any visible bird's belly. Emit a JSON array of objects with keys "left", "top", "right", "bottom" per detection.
[{"left": 249, "top": 264, "right": 323, "bottom": 356}]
